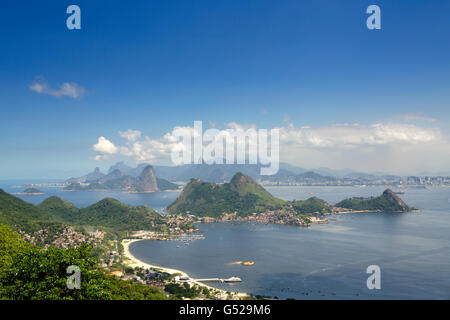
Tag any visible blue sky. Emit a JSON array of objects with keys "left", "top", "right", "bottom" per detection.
[{"left": 0, "top": 0, "right": 449, "bottom": 178}]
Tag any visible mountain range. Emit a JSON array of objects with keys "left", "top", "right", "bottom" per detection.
[
  {"left": 72, "top": 161, "right": 383, "bottom": 183},
  {"left": 152, "top": 163, "right": 399, "bottom": 183},
  {"left": 64, "top": 161, "right": 448, "bottom": 189},
  {"left": 64, "top": 165, "right": 179, "bottom": 192}
]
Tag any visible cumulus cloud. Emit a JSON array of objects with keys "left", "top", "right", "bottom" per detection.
[
  {"left": 29, "top": 79, "right": 85, "bottom": 99},
  {"left": 91, "top": 122, "right": 447, "bottom": 174},
  {"left": 93, "top": 137, "right": 118, "bottom": 160}
]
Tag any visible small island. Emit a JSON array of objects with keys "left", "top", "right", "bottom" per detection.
[{"left": 21, "top": 188, "right": 43, "bottom": 195}]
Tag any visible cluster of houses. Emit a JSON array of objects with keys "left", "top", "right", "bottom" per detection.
[{"left": 19, "top": 226, "right": 104, "bottom": 249}]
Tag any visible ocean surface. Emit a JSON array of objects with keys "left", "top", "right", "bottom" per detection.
[{"left": 2, "top": 180, "right": 450, "bottom": 299}]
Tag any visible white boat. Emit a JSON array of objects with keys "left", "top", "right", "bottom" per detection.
[{"left": 223, "top": 277, "right": 242, "bottom": 283}]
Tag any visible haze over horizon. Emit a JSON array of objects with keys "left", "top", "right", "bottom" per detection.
[{"left": 1, "top": 1, "right": 449, "bottom": 179}]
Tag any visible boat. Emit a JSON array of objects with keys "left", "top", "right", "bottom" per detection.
[
  {"left": 394, "top": 191, "right": 405, "bottom": 195},
  {"left": 223, "top": 277, "right": 242, "bottom": 283}
]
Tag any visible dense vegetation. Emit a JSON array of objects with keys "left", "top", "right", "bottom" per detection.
[
  {"left": 335, "top": 189, "right": 413, "bottom": 212},
  {"left": 77, "top": 199, "right": 165, "bottom": 231},
  {"left": 0, "top": 223, "right": 167, "bottom": 300},
  {"left": 38, "top": 195, "right": 166, "bottom": 232},
  {"left": 167, "top": 173, "right": 285, "bottom": 217},
  {"left": 291, "top": 197, "right": 332, "bottom": 214},
  {"left": 0, "top": 189, "right": 64, "bottom": 233},
  {"left": 164, "top": 282, "right": 201, "bottom": 299},
  {"left": 0, "top": 223, "right": 33, "bottom": 270},
  {"left": 38, "top": 196, "right": 79, "bottom": 222},
  {"left": 167, "top": 175, "right": 414, "bottom": 218},
  {"left": 0, "top": 189, "right": 167, "bottom": 247}
]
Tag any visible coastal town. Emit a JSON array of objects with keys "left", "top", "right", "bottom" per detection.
[
  {"left": 193, "top": 209, "right": 327, "bottom": 226},
  {"left": 119, "top": 238, "right": 252, "bottom": 300}
]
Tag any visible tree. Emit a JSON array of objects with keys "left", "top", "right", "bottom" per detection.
[
  {"left": 0, "top": 224, "right": 32, "bottom": 271},
  {"left": 0, "top": 243, "right": 167, "bottom": 300}
]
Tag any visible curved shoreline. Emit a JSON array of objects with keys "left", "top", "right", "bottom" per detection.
[{"left": 121, "top": 239, "right": 249, "bottom": 299}]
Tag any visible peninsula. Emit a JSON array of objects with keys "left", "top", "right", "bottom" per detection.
[{"left": 167, "top": 173, "right": 415, "bottom": 227}]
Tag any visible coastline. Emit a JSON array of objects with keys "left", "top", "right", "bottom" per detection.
[{"left": 121, "top": 238, "right": 250, "bottom": 300}]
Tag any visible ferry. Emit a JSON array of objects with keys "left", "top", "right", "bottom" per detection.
[{"left": 223, "top": 277, "right": 242, "bottom": 283}]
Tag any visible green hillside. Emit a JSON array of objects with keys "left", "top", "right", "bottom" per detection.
[
  {"left": 77, "top": 198, "right": 165, "bottom": 231},
  {"left": 0, "top": 189, "right": 61, "bottom": 233},
  {"left": 167, "top": 173, "right": 285, "bottom": 217},
  {"left": 38, "top": 196, "right": 79, "bottom": 222},
  {"left": 0, "top": 189, "right": 166, "bottom": 236},
  {"left": 292, "top": 197, "right": 332, "bottom": 214},
  {"left": 40, "top": 196, "right": 166, "bottom": 231},
  {"left": 335, "top": 189, "right": 414, "bottom": 212}
]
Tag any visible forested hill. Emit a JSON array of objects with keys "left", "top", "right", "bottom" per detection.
[
  {"left": 167, "top": 172, "right": 285, "bottom": 217},
  {"left": 335, "top": 189, "right": 414, "bottom": 212},
  {"left": 38, "top": 196, "right": 165, "bottom": 231},
  {"left": 0, "top": 189, "right": 60, "bottom": 233},
  {"left": 0, "top": 189, "right": 166, "bottom": 235}
]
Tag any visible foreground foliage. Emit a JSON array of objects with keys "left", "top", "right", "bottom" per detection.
[{"left": 0, "top": 224, "right": 167, "bottom": 300}]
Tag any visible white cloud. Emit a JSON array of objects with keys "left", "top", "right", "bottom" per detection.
[
  {"left": 92, "top": 122, "right": 447, "bottom": 174},
  {"left": 278, "top": 123, "right": 438, "bottom": 148},
  {"left": 29, "top": 79, "right": 85, "bottom": 99},
  {"left": 93, "top": 137, "right": 118, "bottom": 156}
]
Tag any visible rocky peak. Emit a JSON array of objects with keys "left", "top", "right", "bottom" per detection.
[
  {"left": 135, "top": 165, "right": 159, "bottom": 192},
  {"left": 382, "top": 189, "right": 409, "bottom": 210},
  {"left": 230, "top": 172, "right": 256, "bottom": 188}
]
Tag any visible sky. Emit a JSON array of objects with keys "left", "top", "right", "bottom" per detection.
[{"left": 0, "top": 0, "right": 449, "bottom": 179}]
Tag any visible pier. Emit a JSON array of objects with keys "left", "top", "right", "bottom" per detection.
[
  {"left": 175, "top": 276, "right": 242, "bottom": 283},
  {"left": 195, "top": 277, "right": 242, "bottom": 283}
]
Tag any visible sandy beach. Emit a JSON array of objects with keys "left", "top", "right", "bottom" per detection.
[{"left": 121, "top": 239, "right": 249, "bottom": 299}]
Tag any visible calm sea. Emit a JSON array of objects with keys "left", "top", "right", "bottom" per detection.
[{"left": 2, "top": 180, "right": 450, "bottom": 299}]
